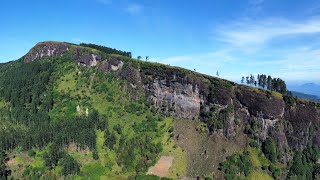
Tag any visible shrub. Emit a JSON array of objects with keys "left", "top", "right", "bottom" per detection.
[
  {"left": 60, "top": 154, "right": 80, "bottom": 176},
  {"left": 27, "top": 149, "right": 36, "bottom": 157},
  {"left": 93, "top": 150, "right": 99, "bottom": 160}
]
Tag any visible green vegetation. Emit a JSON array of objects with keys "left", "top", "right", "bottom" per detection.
[
  {"left": 200, "top": 105, "right": 223, "bottom": 131},
  {"left": 160, "top": 118, "right": 187, "bottom": 179},
  {"left": 262, "top": 138, "right": 277, "bottom": 163},
  {"left": 221, "top": 139, "right": 281, "bottom": 180},
  {"left": 248, "top": 147, "right": 270, "bottom": 168},
  {"left": 0, "top": 46, "right": 184, "bottom": 179},
  {"left": 247, "top": 147, "right": 274, "bottom": 180},
  {"left": 135, "top": 174, "right": 173, "bottom": 180},
  {"left": 220, "top": 151, "right": 253, "bottom": 180},
  {"left": 247, "top": 170, "right": 273, "bottom": 180},
  {"left": 241, "top": 74, "right": 287, "bottom": 95},
  {"left": 60, "top": 154, "right": 80, "bottom": 176},
  {"left": 80, "top": 43, "right": 132, "bottom": 57},
  {"left": 2, "top": 42, "right": 320, "bottom": 180},
  {"left": 0, "top": 151, "right": 10, "bottom": 179},
  {"left": 287, "top": 146, "right": 320, "bottom": 180}
]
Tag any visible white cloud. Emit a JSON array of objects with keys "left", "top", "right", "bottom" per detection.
[
  {"left": 216, "top": 17, "right": 320, "bottom": 50},
  {"left": 158, "top": 17, "right": 320, "bottom": 83},
  {"left": 158, "top": 49, "right": 236, "bottom": 66}
]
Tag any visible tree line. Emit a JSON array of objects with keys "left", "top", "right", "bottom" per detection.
[
  {"left": 241, "top": 74, "right": 287, "bottom": 94},
  {"left": 80, "top": 43, "right": 132, "bottom": 58}
]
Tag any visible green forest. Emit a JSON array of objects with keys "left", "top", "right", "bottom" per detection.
[{"left": 0, "top": 51, "right": 177, "bottom": 179}]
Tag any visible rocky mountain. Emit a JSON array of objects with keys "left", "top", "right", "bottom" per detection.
[
  {"left": 1, "top": 41, "right": 320, "bottom": 179},
  {"left": 289, "top": 83, "right": 320, "bottom": 97}
]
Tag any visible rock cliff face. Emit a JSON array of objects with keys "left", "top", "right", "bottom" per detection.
[
  {"left": 24, "top": 41, "right": 320, "bottom": 153},
  {"left": 24, "top": 41, "right": 103, "bottom": 67},
  {"left": 235, "top": 86, "right": 285, "bottom": 119},
  {"left": 285, "top": 101, "right": 320, "bottom": 150},
  {"left": 145, "top": 78, "right": 201, "bottom": 119},
  {"left": 24, "top": 42, "right": 69, "bottom": 63}
]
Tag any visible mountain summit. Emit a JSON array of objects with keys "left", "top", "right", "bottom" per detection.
[{"left": 1, "top": 41, "right": 320, "bottom": 179}]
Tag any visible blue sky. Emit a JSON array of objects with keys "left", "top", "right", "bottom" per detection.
[{"left": 1, "top": 0, "right": 320, "bottom": 84}]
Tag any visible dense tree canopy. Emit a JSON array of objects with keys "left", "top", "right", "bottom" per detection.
[{"left": 80, "top": 43, "right": 132, "bottom": 58}]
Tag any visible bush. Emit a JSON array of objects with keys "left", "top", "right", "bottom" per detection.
[
  {"left": 92, "top": 150, "right": 99, "bottom": 160},
  {"left": 220, "top": 151, "right": 253, "bottom": 179},
  {"left": 168, "top": 127, "right": 174, "bottom": 133},
  {"left": 269, "top": 164, "right": 281, "bottom": 179},
  {"left": 249, "top": 139, "right": 260, "bottom": 148},
  {"left": 27, "top": 149, "right": 36, "bottom": 157},
  {"left": 113, "top": 124, "right": 122, "bottom": 134}
]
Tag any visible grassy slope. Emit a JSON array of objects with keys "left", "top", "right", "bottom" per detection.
[
  {"left": 5, "top": 58, "right": 185, "bottom": 179},
  {"left": 158, "top": 118, "right": 187, "bottom": 179},
  {"left": 247, "top": 147, "right": 273, "bottom": 180}
]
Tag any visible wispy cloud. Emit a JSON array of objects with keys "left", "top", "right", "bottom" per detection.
[
  {"left": 158, "top": 17, "right": 320, "bottom": 83},
  {"left": 215, "top": 17, "right": 320, "bottom": 51},
  {"left": 158, "top": 49, "right": 236, "bottom": 66},
  {"left": 125, "top": 3, "right": 143, "bottom": 15},
  {"left": 154, "top": 49, "right": 239, "bottom": 79}
]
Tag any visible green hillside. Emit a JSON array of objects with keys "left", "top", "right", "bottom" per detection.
[
  {"left": 0, "top": 45, "right": 183, "bottom": 179},
  {"left": 1, "top": 42, "right": 320, "bottom": 180}
]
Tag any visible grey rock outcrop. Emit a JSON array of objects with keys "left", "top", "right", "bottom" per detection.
[{"left": 24, "top": 41, "right": 69, "bottom": 63}]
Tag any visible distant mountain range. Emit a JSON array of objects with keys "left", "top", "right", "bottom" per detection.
[
  {"left": 291, "top": 91, "right": 320, "bottom": 102},
  {"left": 288, "top": 83, "right": 320, "bottom": 97}
]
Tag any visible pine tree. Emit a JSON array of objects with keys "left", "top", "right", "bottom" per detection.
[
  {"left": 267, "top": 75, "right": 272, "bottom": 90},
  {"left": 246, "top": 76, "right": 250, "bottom": 85}
]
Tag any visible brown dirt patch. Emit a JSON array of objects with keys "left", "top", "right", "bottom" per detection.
[
  {"left": 147, "top": 156, "right": 174, "bottom": 177},
  {"left": 5, "top": 158, "right": 17, "bottom": 166}
]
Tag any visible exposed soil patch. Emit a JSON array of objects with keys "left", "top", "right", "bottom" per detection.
[
  {"left": 5, "top": 158, "right": 17, "bottom": 166},
  {"left": 147, "top": 156, "right": 174, "bottom": 177}
]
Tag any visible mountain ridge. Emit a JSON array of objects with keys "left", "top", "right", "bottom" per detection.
[
  {"left": 292, "top": 91, "right": 320, "bottom": 102},
  {"left": 289, "top": 82, "right": 320, "bottom": 97},
  {"left": 1, "top": 41, "right": 320, "bottom": 179},
  {"left": 21, "top": 41, "right": 320, "bottom": 147}
]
